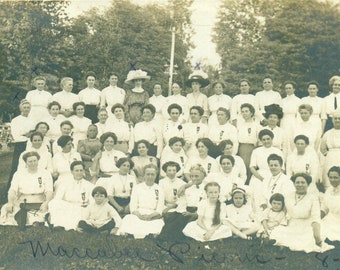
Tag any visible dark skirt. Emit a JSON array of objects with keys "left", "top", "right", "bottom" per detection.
[
  {"left": 324, "top": 116, "right": 333, "bottom": 133},
  {"left": 7, "top": 141, "right": 27, "bottom": 191},
  {"left": 84, "top": 104, "right": 99, "bottom": 124},
  {"left": 113, "top": 196, "right": 131, "bottom": 207},
  {"left": 238, "top": 143, "right": 255, "bottom": 184}
]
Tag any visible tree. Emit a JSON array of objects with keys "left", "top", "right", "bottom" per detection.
[{"left": 213, "top": 0, "right": 340, "bottom": 97}]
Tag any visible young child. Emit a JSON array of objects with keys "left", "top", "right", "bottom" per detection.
[
  {"left": 258, "top": 193, "right": 287, "bottom": 239},
  {"left": 224, "top": 187, "right": 260, "bottom": 239},
  {"left": 78, "top": 186, "right": 121, "bottom": 234},
  {"left": 183, "top": 182, "right": 232, "bottom": 242},
  {"left": 159, "top": 161, "right": 186, "bottom": 215}
]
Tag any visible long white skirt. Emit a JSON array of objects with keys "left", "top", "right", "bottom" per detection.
[
  {"left": 183, "top": 221, "right": 232, "bottom": 242},
  {"left": 48, "top": 199, "right": 87, "bottom": 230},
  {"left": 270, "top": 219, "right": 334, "bottom": 253},
  {"left": 321, "top": 213, "right": 340, "bottom": 241},
  {"left": 118, "top": 214, "right": 164, "bottom": 239}
]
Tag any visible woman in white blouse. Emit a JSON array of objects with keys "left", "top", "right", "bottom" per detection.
[
  {"left": 163, "top": 83, "right": 189, "bottom": 122},
  {"left": 0, "top": 151, "right": 53, "bottom": 228},
  {"left": 149, "top": 83, "right": 166, "bottom": 126},
  {"left": 48, "top": 161, "right": 94, "bottom": 231},
  {"left": 25, "top": 76, "right": 52, "bottom": 123},
  {"left": 301, "top": 81, "right": 326, "bottom": 132},
  {"left": 43, "top": 101, "right": 66, "bottom": 143},
  {"left": 231, "top": 79, "right": 255, "bottom": 126},
  {"left": 118, "top": 164, "right": 164, "bottom": 239},
  {"left": 110, "top": 103, "right": 134, "bottom": 154},
  {"left": 208, "top": 81, "right": 232, "bottom": 127},
  {"left": 78, "top": 72, "right": 101, "bottom": 123},
  {"left": 281, "top": 81, "right": 301, "bottom": 132},
  {"left": 134, "top": 104, "right": 163, "bottom": 158},
  {"left": 162, "top": 103, "right": 184, "bottom": 146},
  {"left": 91, "top": 132, "right": 126, "bottom": 180},
  {"left": 69, "top": 101, "right": 92, "bottom": 149},
  {"left": 52, "top": 135, "right": 82, "bottom": 189}
]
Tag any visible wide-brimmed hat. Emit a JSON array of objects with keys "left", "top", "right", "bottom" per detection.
[
  {"left": 263, "top": 104, "right": 284, "bottom": 119},
  {"left": 125, "top": 69, "right": 150, "bottom": 84},
  {"left": 185, "top": 69, "right": 210, "bottom": 88}
]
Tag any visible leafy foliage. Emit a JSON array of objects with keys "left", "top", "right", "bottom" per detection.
[{"left": 213, "top": 0, "right": 340, "bottom": 97}]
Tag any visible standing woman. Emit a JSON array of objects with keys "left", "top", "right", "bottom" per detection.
[
  {"left": 260, "top": 104, "right": 288, "bottom": 157},
  {"left": 7, "top": 99, "right": 36, "bottom": 190},
  {"left": 208, "top": 81, "right": 232, "bottom": 127},
  {"left": 270, "top": 173, "right": 333, "bottom": 253},
  {"left": 149, "top": 83, "right": 166, "bottom": 126},
  {"left": 301, "top": 81, "right": 327, "bottom": 132},
  {"left": 290, "top": 104, "right": 322, "bottom": 152},
  {"left": 118, "top": 164, "right": 164, "bottom": 239},
  {"left": 69, "top": 102, "right": 92, "bottom": 149},
  {"left": 186, "top": 69, "right": 210, "bottom": 123},
  {"left": 237, "top": 103, "right": 260, "bottom": 180},
  {"left": 134, "top": 104, "right": 163, "bottom": 158},
  {"left": 50, "top": 77, "right": 79, "bottom": 118},
  {"left": 123, "top": 69, "right": 150, "bottom": 125},
  {"left": 110, "top": 103, "right": 134, "bottom": 155},
  {"left": 78, "top": 72, "right": 101, "bottom": 124},
  {"left": 231, "top": 79, "right": 255, "bottom": 126},
  {"left": 95, "top": 108, "right": 113, "bottom": 137},
  {"left": 281, "top": 81, "right": 301, "bottom": 132},
  {"left": 25, "top": 76, "right": 52, "bottom": 123},
  {"left": 320, "top": 110, "right": 340, "bottom": 188},
  {"left": 182, "top": 106, "right": 208, "bottom": 157},
  {"left": 323, "top": 75, "right": 340, "bottom": 132},
  {"left": 100, "top": 72, "right": 126, "bottom": 118},
  {"left": 162, "top": 83, "right": 189, "bottom": 122},
  {"left": 131, "top": 140, "right": 158, "bottom": 183}
]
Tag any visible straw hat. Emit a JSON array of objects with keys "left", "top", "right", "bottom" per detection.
[
  {"left": 185, "top": 69, "right": 210, "bottom": 88},
  {"left": 125, "top": 69, "right": 151, "bottom": 84}
]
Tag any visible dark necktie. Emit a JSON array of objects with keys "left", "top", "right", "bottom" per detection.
[{"left": 335, "top": 96, "right": 337, "bottom": 110}]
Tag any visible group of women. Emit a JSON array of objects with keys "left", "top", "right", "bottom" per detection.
[{"left": 1, "top": 68, "right": 340, "bottom": 253}]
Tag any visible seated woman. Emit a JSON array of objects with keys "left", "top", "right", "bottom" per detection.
[
  {"left": 131, "top": 140, "right": 158, "bottom": 183},
  {"left": 52, "top": 135, "right": 82, "bottom": 189},
  {"left": 160, "top": 137, "right": 187, "bottom": 178},
  {"left": 162, "top": 103, "right": 184, "bottom": 145},
  {"left": 18, "top": 131, "right": 52, "bottom": 173},
  {"left": 158, "top": 164, "right": 206, "bottom": 241},
  {"left": 184, "top": 138, "right": 219, "bottom": 182},
  {"left": 98, "top": 158, "right": 136, "bottom": 217},
  {"left": 321, "top": 167, "right": 340, "bottom": 241},
  {"left": 183, "top": 182, "right": 232, "bottom": 242},
  {"left": 48, "top": 161, "right": 94, "bottom": 231},
  {"left": 215, "top": 140, "right": 247, "bottom": 183},
  {"left": 206, "top": 155, "right": 244, "bottom": 202},
  {"left": 159, "top": 161, "right": 186, "bottom": 215},
  {"left": 118, "top": 164, "right": 164, "bottom": 239},
  {"left": 223, "top": 187, "right": 260, "bottom": 239},
  {"left": 270, "top": 173, "right": 333, "bottom": 252},
  {"left": 90, "top": 132, "right": 126, "bottom": 180},
  {"left": 0, "top": 151, "right": 53, "bottom": 229},
  {"left": 78, "top": 186, "right": 121, "bottom": 234},
  {"left": 77, "top": 125, "right": 102, "bottom": 181}
]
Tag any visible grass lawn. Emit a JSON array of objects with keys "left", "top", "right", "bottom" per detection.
[{"left": 0, "top": 152, "right": 340, "bottom": 270}]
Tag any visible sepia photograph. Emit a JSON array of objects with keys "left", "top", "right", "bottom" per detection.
[{"left": 0, "top": 0, "right": 339, "bottom": 269}]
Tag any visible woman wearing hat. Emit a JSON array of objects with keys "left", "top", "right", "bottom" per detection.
[
  {"left": 123, "top": 69, "right": 150, "bottom": 125},
  {"left": 259, "top": 104, "right": 288, "bottom": 158},
  {"left": 7, "top": 99, "right": 36, "bottom": 191},
  {"left": 78, "top": 72, "right": 101, "bottom": 124},
  {"left": 208, "top": 81, "right": 232, "bottom": 127},
  {"left": 186, "top": 70, "right": 210, "bottom": 123}
]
